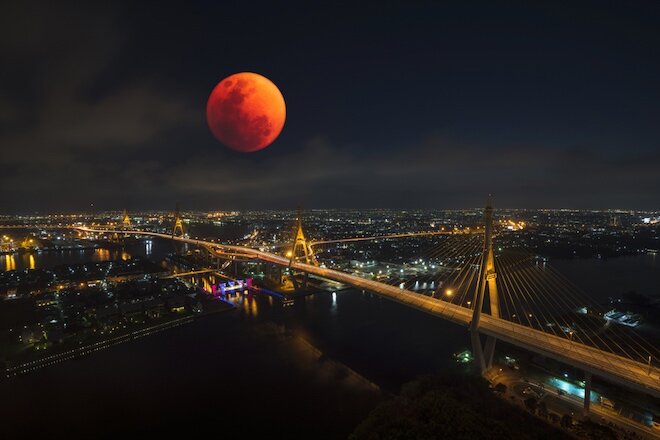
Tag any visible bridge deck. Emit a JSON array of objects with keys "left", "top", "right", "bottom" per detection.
[{"left": 79, "top": 228, "right": 660, "bottom": 398}]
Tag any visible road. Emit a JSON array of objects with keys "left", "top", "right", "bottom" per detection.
[
  {"left": 489, "top": 369, "right": 659, "bottom": 439},
  {"left": 308, "top": 229, "right": 472, "bottom": 247}
]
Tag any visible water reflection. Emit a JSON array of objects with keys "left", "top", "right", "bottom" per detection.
[
  {"left": 1, "top": 239, "right": 171, "bottom": 272},
  {"left": 202, "top": 277, "right": 212, "bottom": 293},
  {"left": 250, "top": 292, "right": 258, "bottom": 317},
  {"left": 242, "top": 294, "right": 249, "bottom": 313},
  {"left": 94, "top": 248, "right": 110, "bottom": 261},
  {"left": 5, "top": 254, "right": 16, "bottom": 271},
  {"left": 93, "top": 248, "right": 133, "bottom": 263}
]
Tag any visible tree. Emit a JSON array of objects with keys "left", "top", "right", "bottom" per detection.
[
  {"left": 538, "top": 401, "right": 548, "bottom": 419},
  {"left": 524, "top": 397, "right": 538, "bottom": 413},
  {"left": 494, "top": 383, "right": 507, "bottom": 394},
  {"left": 351, "top": 373, "right": 572, "bottom": 440},
  {"left": 578, "top": 420, "right": 617, "bottom": 440}
]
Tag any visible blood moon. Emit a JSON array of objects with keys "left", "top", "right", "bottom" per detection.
[{"left": 206, "top": 72, "right": 286, "bottom": 153}]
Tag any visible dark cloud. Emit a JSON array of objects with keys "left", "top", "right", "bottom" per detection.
[
  {"left": 0, "top": 2, "right": 198, "bottom": 211},
  {"left": 1, "top": 1, "right": 659, "bottom": 212},
  {"left": 130, "top": 136, "right": 660, "bottom": 210}
]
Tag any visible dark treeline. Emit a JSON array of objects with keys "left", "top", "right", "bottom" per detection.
[{"left": 351, "top": 373, "right": 572, "bottom": 440}]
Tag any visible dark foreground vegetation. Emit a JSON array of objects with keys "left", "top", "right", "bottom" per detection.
[{"left": 351, "top": 373, "right": 571, "bottom": 440}]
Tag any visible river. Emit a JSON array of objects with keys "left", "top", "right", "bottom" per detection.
[{"left": 1, "top": 244, "right": 658, "bottom": 438}]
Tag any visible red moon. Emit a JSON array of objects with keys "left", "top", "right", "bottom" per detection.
[{"left": 206, "top": 72, "right": 286, "bottom": 153}]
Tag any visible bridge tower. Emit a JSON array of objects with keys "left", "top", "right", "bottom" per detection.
[
  {"left": 470, "top": 195, "right": 500, "bottom": 373},
  {"left": 288, "top": 209, "right": 318, "bottom": 267},
  {"left": 287, "top": 209, "right": 318, "bottom": 290},
  {"left": 172, "top": 203, "right": 185, "bottom": 237},
  {"left": 121, "top": 209, "right": 131, "bottom": 229}
]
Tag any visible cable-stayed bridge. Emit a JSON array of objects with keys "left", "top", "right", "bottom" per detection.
[{"left": 77, "top": 203, "right": 660, "bottom": 406}]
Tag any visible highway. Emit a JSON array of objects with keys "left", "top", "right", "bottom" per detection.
[
  {"left": 78, "top": 227, "right": 660, "bottom": 398},
  {"left": 489, "top": 370, "right": 658, "bottom": 439},
  {"left": 308, "top": 229, "right": 472, "bottom": 247}
]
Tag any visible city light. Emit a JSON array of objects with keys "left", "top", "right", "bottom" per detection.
[{"left": 0, "top": 190, "right": 658, "bottom": 436}]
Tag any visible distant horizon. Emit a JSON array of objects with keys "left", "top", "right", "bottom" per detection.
[{"left": 2, "top": 205, "right": 659, "bottom": 216}]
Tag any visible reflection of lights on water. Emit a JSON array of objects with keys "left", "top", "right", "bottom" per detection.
[
  {"left": 5, "top": 255, "right": 16, "bottom": 271},
  {"left": 251, "top": 297, "right": 258, "bottom": 317},
  {"left": 145, "top": 240, "right": 152, "bottom": 255},
  {"left": 239, "top": 293, "right": 258, "bottom": 317},
  {"left": 332, "top": 291, "right": 337, "bottom": 309},
  {"left": 95, "top": 248, "right": 110, "bottom": 261},
  {"left": 29, "top": 254, "right": 36, "bottom": 270}
]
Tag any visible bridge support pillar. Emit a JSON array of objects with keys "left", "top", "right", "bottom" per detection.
[
  {"left": 484, "top": 336, "right": 497, "bottom": 369},
  {"left": 290, "top": 272, "right": 308, "bottom": 292},
  {"left": 470, "top": 331, "right": 487, "bottom": 374},
  {"left": 583, "top": 372, "right": 592, "bottom": 414}
]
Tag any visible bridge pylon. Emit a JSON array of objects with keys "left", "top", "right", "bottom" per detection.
[
  {"left": 288, "top": 209, "right": 318, "bottom": 267},
  {"left": 172, "top": 203, "right": 185, "bottom": 237},
  {"left": 470, "top": 195, "right": 500, "bottom": 373},
  {"left": 287, "top": 209, "right": 318, "bottom": 290},
  {"left": 121, "top": 209, "right": 131, "bottom": 230}
]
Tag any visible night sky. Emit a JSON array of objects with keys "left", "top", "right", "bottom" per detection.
[{"left": 1, "top": 1, "right": 659, "bottom": 212}]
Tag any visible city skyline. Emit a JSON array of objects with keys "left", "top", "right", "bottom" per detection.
[
  {"left": 1, "top": 1, "right": 660, "bottom": 212},
  {"left": 1, "top": 203, "right": 658, "bottom": 438}
]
